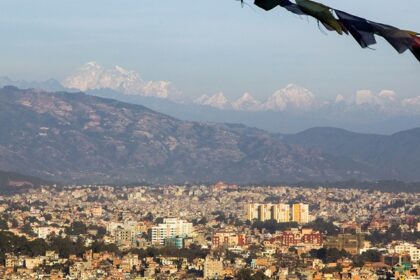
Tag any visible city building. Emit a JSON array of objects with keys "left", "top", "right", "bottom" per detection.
[
  {"left": 275, "top": 203, "right": 291, "bottom": 223},
  {"left": 246, "top": 203, "right": 291, "bottom": 222},
  {"left": 212, "top": 229, "right": 246, "bottom": 247},
  {"left": 203, "top": 256, "right": 224, "bottom": 279},
  {"left": 394, "top": 243, "right": 420, "bottom": 262},
  {"left": 324, "top": 234, "right": 365, "bottom": 255},
  {"left": 150, "top": 218, "right": 193, "bottom": 245},
  {"left": 292, "top": 203, "right": 309, "bottom": 224}
]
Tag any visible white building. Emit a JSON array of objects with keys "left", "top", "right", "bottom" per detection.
[
  {"left": 151, "top": 218, "right": 193, "bottom": 245},
  {"left": 36, "top": 227, "right": 63, "bottom": 239},
  {"left": 246, "top": 203, "right": 292, "bottom": 223},
  {"left": 394, "top": 243, "right": 420, "bottom": 262}
]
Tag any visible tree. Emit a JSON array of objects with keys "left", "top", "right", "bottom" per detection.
[
  {"left": 236, "top": 269, "right": 267, "bottom": 280},
  {"left": 309, "top": 248, "right": 350, "bottom": 263},
  {"left": 49, "top": 237, "right": 86, "bottom": 258},
  {"left": 251, "top": 220, "right": 299, "bottom": 233},
  {"left": 360, "top": 250, "right": 382, "bottom": 263},
  {"left": 237, "top": 268, "right": 253, "bottom": 280},
  {"left": 307, "top": 218, "right": 340, "bottom": 235},
  {"left": 22, "top": 223, "right": 36, "bottom": 236},
  {"left": 43, "top": 214, "right": 53, "bottom": 221},
  {"left": 0, "top": 219, "right": 8, "bottom": 230},
  {"left": 144, "top": 212, "right": 154, "bottom": 222},
  {"left": 65, "top": 221, "right": 87, "bottom": 235}
]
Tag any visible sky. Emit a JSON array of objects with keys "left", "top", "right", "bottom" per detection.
[{"left": 0, "top": 0, "right": 419, "bottom": 101}]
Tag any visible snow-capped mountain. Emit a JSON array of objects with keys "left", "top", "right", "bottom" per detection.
[
  {"left": 194, "top": 92, "right": 229, "bottom": 109},
  {"left": 231, "top": 92, "right": 261, "bottom": 111},
  {"left": 195, "top": 85, "right": 317, "bottom": 112},
  {"left": 261, "top": 84, "right": 316, "bottom": 111},
  {"left": 63, "top": 62, "right": 180, "bottom": 100}
]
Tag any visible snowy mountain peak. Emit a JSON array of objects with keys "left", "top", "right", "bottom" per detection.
[
  {"left": 63, "top": 62, "right": 179, "bottom": 100},
  {"left": 114, "top": 65, "right": 131, "bottom": 75},
  {"left": 81, "top": 61, "right": 102, "bottom": 70},
  {"left": 232, "top": 92, "right": 261, "bottom": 111},
  {"left": 194, "top": 92, "right": 228, "bottom": 109},
  {"left": 262, "top": 84, "right": 315, "bottom": 111}
]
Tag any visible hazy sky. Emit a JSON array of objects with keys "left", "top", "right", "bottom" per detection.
[{"left": 0, "top": 0, "right": 419, "bottom": 100}]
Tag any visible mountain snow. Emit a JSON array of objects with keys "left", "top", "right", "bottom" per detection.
[
  {"left": 194, "top": 92, "right": 228, "bottom": 109},
  {"left": 2, "top": 62, "right": 420, "bottom": 117},
  {"left": 231, "top": 92, "right": 261, "bottom": 111},
  {"left": 261, "top": 84, "right": 316, "bottom": 111},
  {"left": 63, "top": 62, "right": 178, "bottom": 99}
]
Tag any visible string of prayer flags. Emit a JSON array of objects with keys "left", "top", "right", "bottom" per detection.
[{"left": 248, "top": 0, "right": 420, "bottom": 62}]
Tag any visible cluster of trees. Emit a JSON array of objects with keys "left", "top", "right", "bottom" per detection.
[
  {"left": 309, "top": 248, "right": 351, "bottom": 264},
  {"left": 65, "top": 221, "right": 87, "bottom": 235},
  {"left": 306, "top": 218, "right": 340, "bottom": 235},
  {"left": 352, "top": 250, "right": 382, "bottom": 267},
  {"left": 130, "top": 244, "right": 209, "bottom": 262},
  {"left": 236, "top": 268, "right": 267, "bottom": 280},
  {"left": 0, "top": 231, "right": 86, "bottom": 263},
  {"left": 309, "top": 247, "right": 384, "bottom": 268},
  {"left": 251, "top": 220, "right": 299, "bottom": 233},
  {"left": 0, "top": 221, "right": 108, "bottom": 264},
  {"left": 366, "top": 224, "right": 420, "bottom": 245},
  {"left": 251, "top": 218, "right": 340, "bottom": 235}
]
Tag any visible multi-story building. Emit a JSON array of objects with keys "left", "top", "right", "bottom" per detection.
[
  {"left": 278, "top": 228, "right": 322, "bottom": 248},
  {"left": 394, "top": 243, "right": 420, "bottom": 262},
  {"left": 246, "top": 203, "right": 291, "bottom": 222},
  {"left": 114, "top": 228, "right": 135, "bottom": 245},
  {"left": 212, "top": 229, "right": 246, "bottom": 247},
  {"left": 203, "top": 256, "right": 224, "bottom": 279},
  {"left": 324, "top": 234, "right": 365, "bottom": 255},
  {"left": 151, "top": 218, "right": 193, "bottom": 245},
  {"left": 292, "top": 203, "right": 309, "bottom": 224},
  {"left": 246, "top": 204, "right": 260, "bottom": 221},
  {"left": 274, "top": 203, "right": 291, "bottom": 223}
]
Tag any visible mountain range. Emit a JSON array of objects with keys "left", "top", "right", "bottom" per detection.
[
  {"left": 1, "top": 86, "right": 420, "bottom": 184},
  {"left": 1, "top": 62, "right": 420, "bottom": 134}
]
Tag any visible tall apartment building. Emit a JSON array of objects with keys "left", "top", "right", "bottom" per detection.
[
  {"left": 246, "top": 203, "right": 290, "bottom": 222},
  {"left": 292, "top": 203, "right": 309, "bottom": 224},
  {"left": 246, "top": 203, "right": 308, "bottom": 223},
  {"left": 274, "top": 203, "right": 291, "bottom": 223},
  {"left": 151, "top": 218, "right": 193, "bottom": 245}
]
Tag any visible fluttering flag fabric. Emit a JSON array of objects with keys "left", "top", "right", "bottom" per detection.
[
  {"left": 249, "top": 0, "right": 420, "bottom": 62},
  {"left": 254, "top": 0, "right": 279, "bottom": 11},
  {"left": 335, "top": 10, "right": 376, "bottom": 49},
  {"left": 295, "top": 0, "right": 343, "bottom": 35},
  {"left": 370, "top": 22, "right": 415, "bottom": 53},
  {"left": 279, "top": 0, "right": 305, "bottom": 16},
  {"left": 410, "top": 35, "right": 420, "bottom": 61}
]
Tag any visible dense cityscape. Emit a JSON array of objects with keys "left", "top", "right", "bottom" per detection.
[{"left": 0, "top": 182, "right": 418, "bottom": 279}]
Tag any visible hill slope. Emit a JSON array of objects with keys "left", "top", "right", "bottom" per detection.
[
  {"left": 283, "top": 127, "right": 420, "bottom": 181},
  {"left": 0, "top": 87, "right": 366, "bottom": 184}
]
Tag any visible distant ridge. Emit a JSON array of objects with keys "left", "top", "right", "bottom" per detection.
[
  {"left": 1, "top": 86, "right": 420, "bottom": 184},
  {"left": 0, "top": 86, "right": 368, "bottom": 184},
  {"left": 283, "top": 127, "right": 420, "bottom": 181}
]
